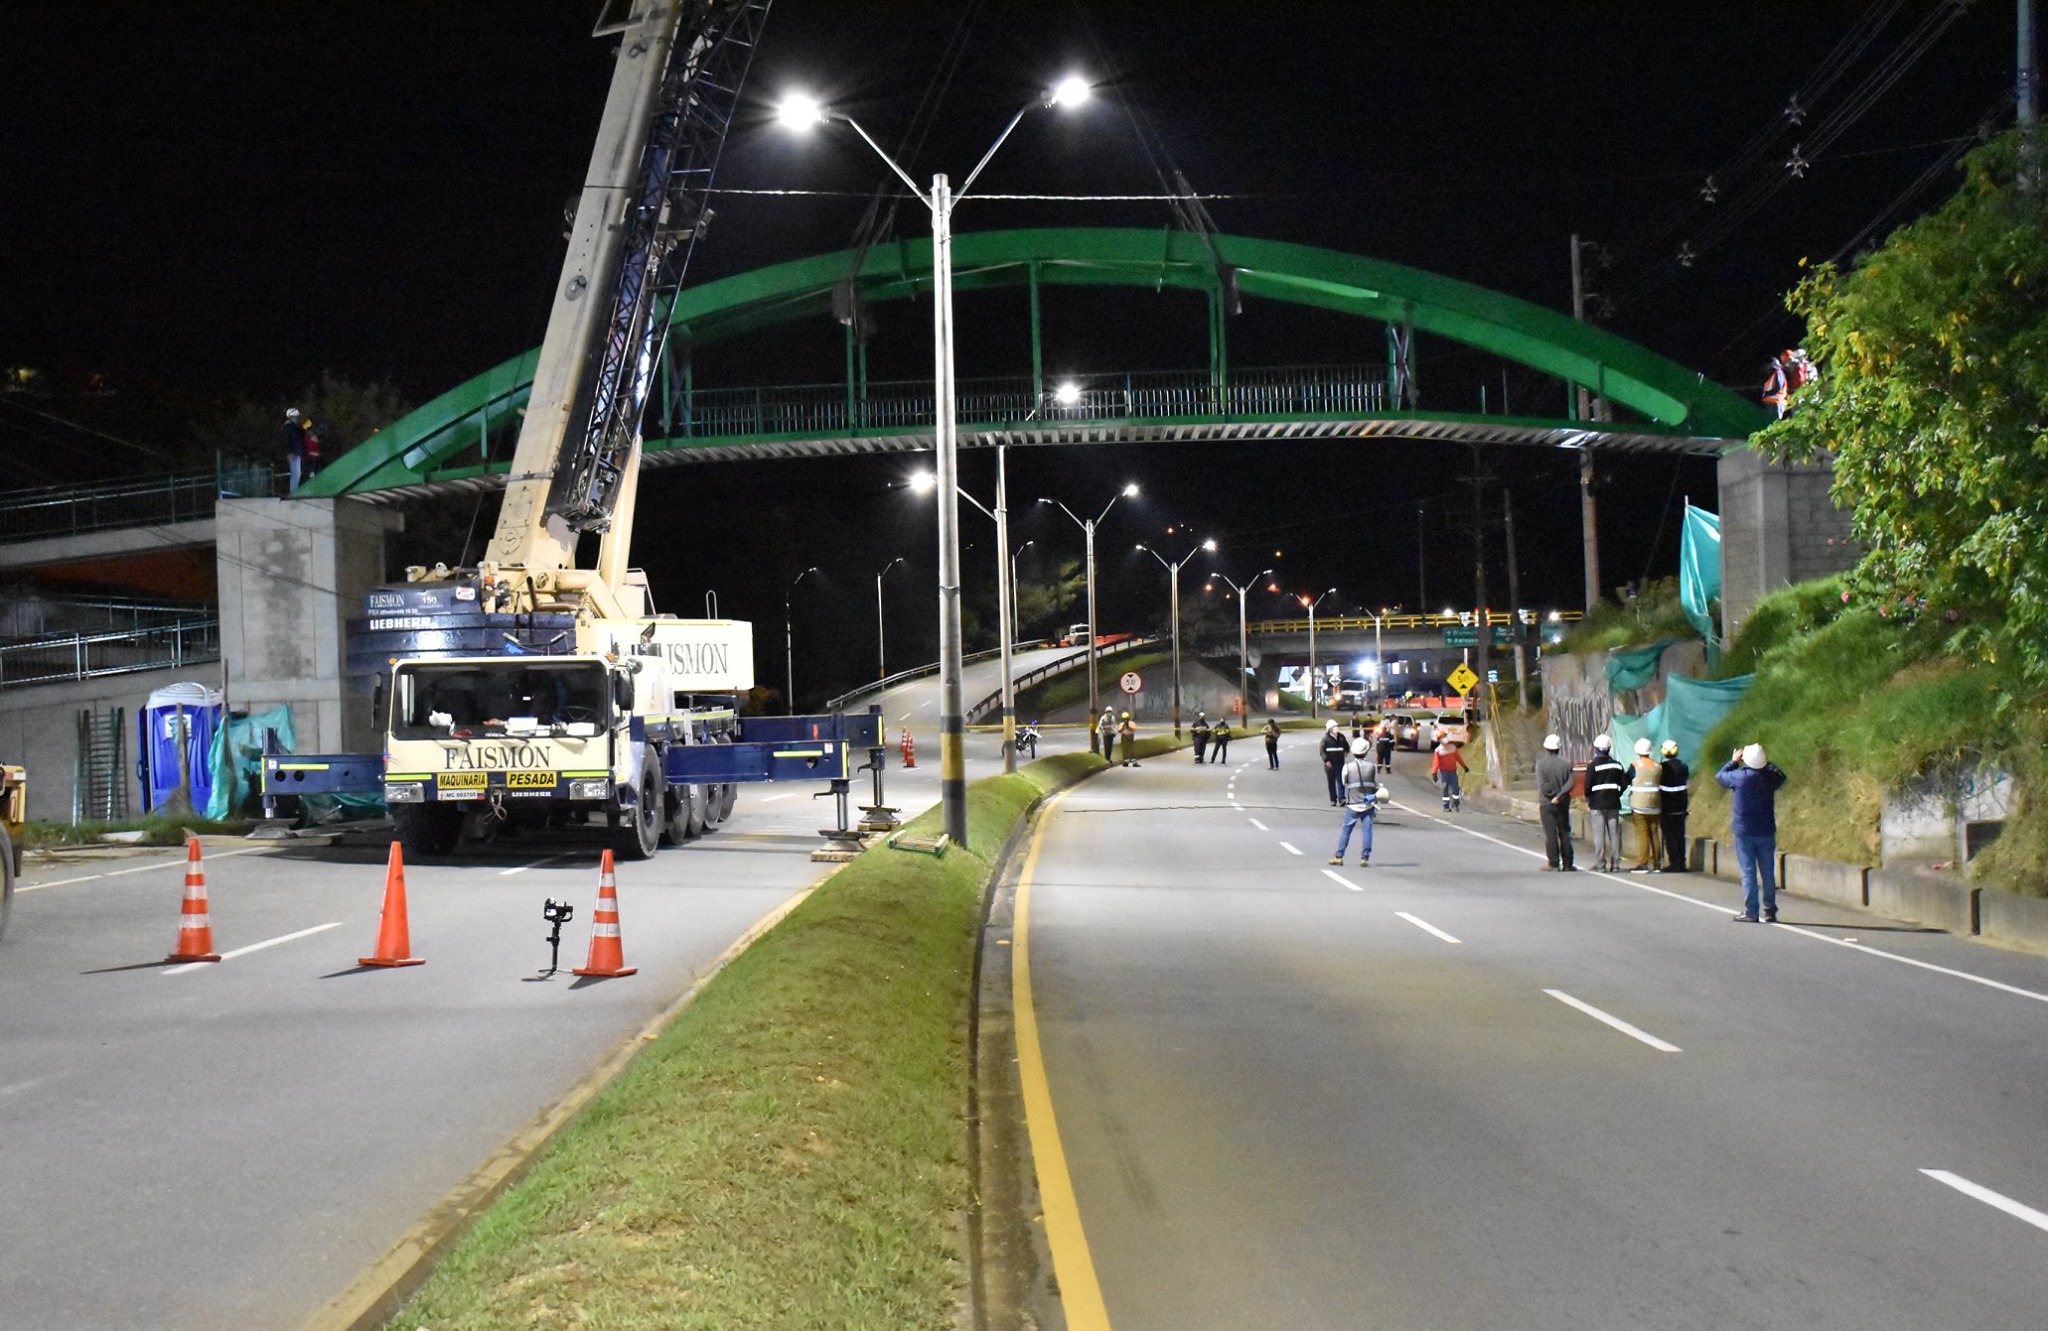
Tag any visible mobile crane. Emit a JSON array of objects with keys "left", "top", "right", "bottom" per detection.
[{"left": 265, "top": 0, "right": 886, "bottom": 860}]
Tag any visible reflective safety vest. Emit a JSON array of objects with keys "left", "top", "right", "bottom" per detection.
[{"left": 1629, "top": 756, "right": 1662, "bottom": 815}]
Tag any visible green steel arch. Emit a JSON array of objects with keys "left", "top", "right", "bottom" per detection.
[{"left": 303, "top": 227, "right": 1767, "bottom": 497}]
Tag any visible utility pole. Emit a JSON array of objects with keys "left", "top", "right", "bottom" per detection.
[
  {"left": 1467, "top": 446, "right": 1491, "bottom": 712},
  {"left": 1571, "top": 234, "right": 1603, "bottom": 612},
  {"left": 1504, "top": 489, "right": 1529, "bottom": 711}
]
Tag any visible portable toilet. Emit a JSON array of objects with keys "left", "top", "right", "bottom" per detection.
[{"left": 139, "top": 683, "right": 224, "bottom": 815}]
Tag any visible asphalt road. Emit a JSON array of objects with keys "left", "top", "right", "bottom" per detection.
[
  {"left": 1017, "top": 738, "right": 2048, "bottom": 1330},
  {"left": 0, "top": 800, "right": 836, "bottom": 1329}
]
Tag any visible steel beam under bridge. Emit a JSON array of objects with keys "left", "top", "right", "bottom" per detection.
[{"left": 301, "top": 228, "right": 1767, "bottom": 504}]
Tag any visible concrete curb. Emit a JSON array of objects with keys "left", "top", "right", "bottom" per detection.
[{"left": 1476, "top": 783, "right": 2048, "bottom": 954}]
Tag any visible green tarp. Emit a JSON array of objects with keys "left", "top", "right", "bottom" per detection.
[
  {"left": 205, "top": 705, "right": 299, "bottom": 819},
  {"left": 1605, "top": 639, "right": 1684, "bottom": 694},
  {"left": 1680, "top": 502, "right": 1722, "bottom": 661},
  {"left": 1610, "top": 673, "right": 1753, "bottom": 780}
]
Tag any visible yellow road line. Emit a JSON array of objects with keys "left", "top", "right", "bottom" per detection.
[{"left": 1013, "top": 788, "right": 1114, "bottom": 1330}]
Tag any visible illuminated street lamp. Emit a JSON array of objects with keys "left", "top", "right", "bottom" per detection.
[
  {"left": 1138, "top": 538, "right": 1215, "bottom": 737},
  {"left": 785, "top": 565, "right": 818, "bottom": 715},
  {"left": 1209, "top": 565, "right": 1274, "bottom": 728},
  {"left": 1039, "top": 483, "right": 1139, "bottom": 725},
  {"left": 875, "top": 556, "right": 905, "bottom": 680},
  {"left": 1010, "top": 538, "right": 1035, "bottom": 650},
  {"left": 1302, "top": 587, "right": 1337, "bottom": 718},
  {"left": 780, "top": 75, "right": 1091, "bottom": 848}
]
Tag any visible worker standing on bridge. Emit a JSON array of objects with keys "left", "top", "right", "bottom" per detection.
[
  {"left": 1319, "top": 719, "right": 1348, "bottom": 805},
  {"left": 283, "top": 407, "right": 307, "bottom": 490},
  {"left": 1097, "top": 707, "right": 1117, "bottom": 762},
  {"left": 1192, "top": 710, "right": 1211, "bottom": 763},
  {"left": 1263, "top": 717, "right": 1281, "bottom": 769},
  {"left": 1761, "top": 352, "right": 1789, "bottom": 419}
]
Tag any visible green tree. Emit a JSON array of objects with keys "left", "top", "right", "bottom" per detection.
[
  {"left": 1015, "top": 558, "right": 1086, "bottom": 636},
  {"left": 193, "top": 371, "right": 412, "bottom": 465},
  {"left": 1766, "top": 131, "right": 2048, "bottom": 677}
]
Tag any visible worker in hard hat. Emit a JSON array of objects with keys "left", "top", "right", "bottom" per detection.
[
  {"left": 1585, "top": 735, "right": 1627, "bottom": 873},
  {"left": 1657, "top": 739, "right": 1691, "bottom": 873},
  {"left": 1627, "top": 736, "right": 1664, "bottom": 872},
  {"left": 1535, "top": 733, "right": 1576, "bottom": 871},
  {"left": 1117, "top": 711, "right": 1138, "bottom": 767},
  {"left": 1329, "top": 736, "right": 1383, "bottom": 867}
]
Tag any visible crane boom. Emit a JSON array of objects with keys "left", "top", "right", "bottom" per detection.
[{"left": 487, "top": 0, "right": 770, "bottom": 579}]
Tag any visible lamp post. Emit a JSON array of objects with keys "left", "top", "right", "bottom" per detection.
[
  {"left": 1210, "top": 565, "right": 1274, "bottom": 727},
  {"left": 1009, "top": 538, "right": 1035, "bottom": 649},
  {"left": 914, "top": 466, "right": 1020, "bottom": 774},
  {"left": 1302, "top": 587, "right": 1336, "bottom": 718},
  {"left": 785, "top": 565, "right": 818, "bottom": 715},
  {"left": 875, "top": 556, "right": 905, "bottom": 680},
  {"left": 781, "top": 75, "right": 1091, "bottom": 849},
  {"left": 1039, "top": 483, "right": 1139, "bottom": 727},
  {"left": 1138, "top": 538, "right": 1215, "bottom": 737}
]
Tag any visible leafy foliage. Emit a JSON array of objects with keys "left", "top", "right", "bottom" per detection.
[
  {"left": 1764, "top": 131, "right": 2048, "bottom": 681},
  {"left": 1013, "top": 557, "right": 1085, "bottom": 636},
  {"left": 191, "top": 370, "right": 411, "bottom": 463}
]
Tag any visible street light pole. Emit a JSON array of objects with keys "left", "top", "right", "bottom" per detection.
[
  {"left": 1140, "top": 539, "right": 1215, "bottom": 738},
  {"left": 1009, "top": 538, "right": 1035, "bottom": 652},
  {"left": 1303, "top": 587, "right": 1336, "bottom": 719},
  {"left": 785, "top": 565, "right": 818, "bottom": 715},
  {"left": 913, "top": 466, "right": 1018, "bottom": 773},
  {"left": 1211, "top": 566, "right": 1273, "bottom": 727},
  {"left": 781, "top": 77, "right": 1090, "bottom": 849},
  {"left": 875, "top": 556, "right": 904, "bottom": 680},
  {"left": 1041, "top": 484, "right": 1138, "bottom": 728}
]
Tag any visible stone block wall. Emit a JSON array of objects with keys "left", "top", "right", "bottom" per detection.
[{"left": 1717, "top": 446, "right": 1858, "bottom": 641}]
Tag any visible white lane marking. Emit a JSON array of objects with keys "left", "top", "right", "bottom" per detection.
[
  {"left": 758, "top": 792, "right": 797, "bottom": 802},
  {"left": 1278, "top": 841, "right": 1303, "bottom": 856},
  {"left": 165, "top": 922, "right": 344, "bottom": 975},
  {"left": 1410, "top": 801, "right": 2048, "bottom": 1006},
  {"left": 1544, "top": 989, "right": 1681, "bottom": 1052},
  {"left": 1920, "top": 1170, "right": 2048, "bottom": 1234},
  {"left": 1321, "top": 869, "right": 1363, "bottom": 892},
  {"left": 22, "top": 844, "right": 272, "bottom": 893},
  {"left": 500, "top": 853, "right": 568, "bottom": 876},
  {"left": 1230, "top": 801, "right": 1243, "bottom": 810},
  {"left": 1248, "top": 818, "right": 1269, "bottom": 831},
  {"left": 1397, "top": 911, "right": 1462, "bottom": 944}
]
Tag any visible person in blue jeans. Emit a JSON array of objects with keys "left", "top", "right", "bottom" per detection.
[
  {"left": 1329, "top": 737, "right": 1381, "bottom": 867},
  {"left": 1717, "top": 742, "right": 1788, "bottom": 923}
]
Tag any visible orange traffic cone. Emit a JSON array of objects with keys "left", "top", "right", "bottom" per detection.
[
  {"left": 901, "top": 728, "right": 917, "bottom": 767},
  {"left": 166, "top": 835, "right": 222, "bottom": 963},
  {"left": 572, "top": 849, "right": 637, "bottom": 977},
  {"left": 359, "top": 841, "right": 426, "bottom": 968}
]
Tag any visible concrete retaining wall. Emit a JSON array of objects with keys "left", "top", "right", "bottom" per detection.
[
  {"left": 0, "top": 664, "right": 202, "bottom": 822},
  {"left": 1866, "top": 867, "right": 1980, "bottom": 937},
  {"left": 1977, "top": 890, "right": 2048, "bottom": 954},
  {"left": 1781, "top": 852, "right": 1869, "bottom": 909}
]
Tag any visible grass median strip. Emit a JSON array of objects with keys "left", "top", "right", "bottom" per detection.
[{"left": 390, "top": 751, "right": 1103, "bottom": 1331}]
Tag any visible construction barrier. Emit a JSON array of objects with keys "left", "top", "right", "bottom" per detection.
[{"left": 572, "top": 848, "right": 637, "bottom": 978}]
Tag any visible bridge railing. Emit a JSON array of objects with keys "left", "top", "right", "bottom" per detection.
[
  {"left": 0, "top": 619, "right": 222, "bottom": 690},
  {"left": 664, "top": 363, "right": 1393, "bottom": 439},
  {"left": 1245, "top": 610, "right": 1584, "bottom": 634},
  {"left": 0, "top": 454, "right": 286, "bottom": 545}
]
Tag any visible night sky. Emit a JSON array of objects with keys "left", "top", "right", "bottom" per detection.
[{"left": 1, "top": 2, "right": 2021, "bottom": 705}]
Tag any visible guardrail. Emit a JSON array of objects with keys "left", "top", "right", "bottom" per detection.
[
  {"left": 964, "top": 637, "right": 1156, "bottom": 723},
  {"left": 0, "top": 619, "right": 221, "bottom": 690},
  {"left": 1245, "top": 610, "right": 1584, "bottom": 634},
  {"left": 0, "top": 454, "right": 287, "bottom": 546},
  {"left": 822, "top": 641, "right": 1049, "bottom": 715}
]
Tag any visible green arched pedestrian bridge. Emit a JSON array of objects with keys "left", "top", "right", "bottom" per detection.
[{"left": 301, "top": 227, "right": 1768, "bottom": 502}]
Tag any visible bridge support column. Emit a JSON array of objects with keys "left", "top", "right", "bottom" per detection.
[
  {"left": 1716, "top": 447, "right": 1856, "bottom": 644},
  {"left": 215, "top": 497, "right": 402, "bottom": 755}
]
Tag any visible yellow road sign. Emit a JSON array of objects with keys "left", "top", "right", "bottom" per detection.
[{"left": 1447, "top": 663, "right": 1479, "bottom": 696}]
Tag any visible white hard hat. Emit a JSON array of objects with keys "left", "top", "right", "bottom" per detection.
[
  {"left": 1325, "top": 719, "right": 1338, "bottom": 730},
  {"left": 1742, "top": 742, "right": 1768, "bottom": 769},
  {"left": 285, "top": 407, "right": 300, "bottom": 419},
  {"left": 1635, "top": 737, "right": 1654, "bottom": 756},
  {"left": 1543, "top": 733, "right": 1561, "bottom": 751},
  {"left": 1351, "top": 737, "right": 1370, "bottom": 756},
  {"left": 1593, "top": 734, "right": 1612, "bottom": 751}
]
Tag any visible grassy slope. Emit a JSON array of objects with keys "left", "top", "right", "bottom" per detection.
[
  {"left": 1682, "top": 580, "right": 2035, "bottom": 887},
  {"left": 391, "top": 750, "right": 1108, "bottom": 1329}
]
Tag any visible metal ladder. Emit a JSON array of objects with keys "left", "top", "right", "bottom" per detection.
[{"left": 74, "top": 706, "right": 128, "bottom": 823}]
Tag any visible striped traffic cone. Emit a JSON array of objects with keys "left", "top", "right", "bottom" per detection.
[
  {"left": 572, "top": 849, "right": 637, "bottom": 977},
  {"left": 358, "top": 841, "right": 426, "bottom": 968},
  {"left": 166, "top": 835, "right": 222, "bottom": 963}
]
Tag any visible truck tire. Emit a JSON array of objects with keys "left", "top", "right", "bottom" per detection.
[
  {"left": 699, "top": 782, "right": 725, "bottom": 832},
  {"left": 616, "top": 752, "right": 662, "bottom": 861},
  {"left": 661, "top": 782, "right": 694, "bottom": 847},
  {"left": 393, "top": 804, "right": 459, "bottom": 859},
  {"left": 0, "top": 825, "right": 13, "bottom": 944},
  {"left": 717, "top": 782, "right": 738, "bottom": 821},
  {"left": 686, "top": 783, "right": 709, "bottom": 838}
]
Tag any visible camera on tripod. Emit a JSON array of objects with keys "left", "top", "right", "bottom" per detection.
[{"left": 542, "top": 898, "right": 575, "bottom": 926}]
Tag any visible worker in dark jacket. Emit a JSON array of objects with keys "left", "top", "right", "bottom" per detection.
[
  {"left": 1319, "top": 719, "right": 1349, "bottom": 805},
  {"left": 1534, "top": 733, "right": 1576, "bottom": 871},
  {"left": 1717, "top": 742, "right": 1788, "bottom": 922},
  {"left": 1658, "top": 740, "right": 1691, "bottom": 872},
  {"left": 1584, "top": 735, "right": 1628, "bottom": 873},
  {"left": 1191, "top": 711, "right": 1212, "bottom": 763}
]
